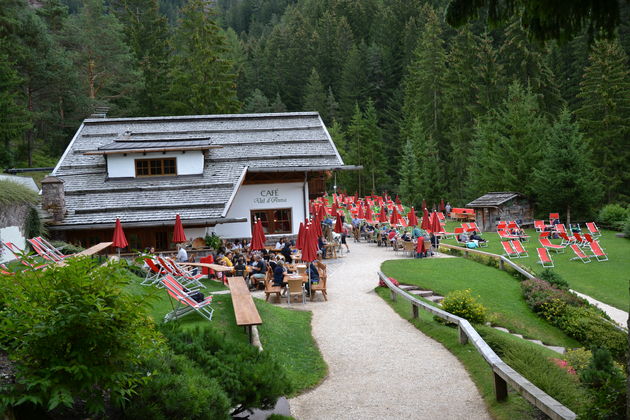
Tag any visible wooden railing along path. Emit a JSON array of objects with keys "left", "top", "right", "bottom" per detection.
[{"left": 378, "top": 244, "right": 577, "bottom": 420}]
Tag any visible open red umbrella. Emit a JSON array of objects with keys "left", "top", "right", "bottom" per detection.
[
  {"left": 112, "top": 218, "right": 128, "bottom": 253},
  {"left": 390, "top": 207, "right": 400, "bottom": 225},
  {"left": 407, "top": 207, "right": 419, "bottom": 226},
  {"left": 334, "top": 214, "right": 343, "bottom": 234},
  {"left": 439, "top": 199, "right": 445, "bottom": 212},
  {"left": 378, "top": 206, "right": 388, "bottom": 223},
  {"left": 421, "top": 207, "right": 430, "bottom": 230},
  {"left": 172, "top": 214, "right": 187, "bottom": 244},
  {"left": 296, "top": 222, "right": 305, "bottom": 250}
]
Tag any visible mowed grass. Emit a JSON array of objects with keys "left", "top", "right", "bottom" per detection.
[
  {"left": 439, "top": 222, "right": 630, "bottom": 310},
  {"left": 127, "top": 277, "right": 327, "bottom": 395},
  {"left": 381, "top": 258, "right": 580, "bottom": 348}
]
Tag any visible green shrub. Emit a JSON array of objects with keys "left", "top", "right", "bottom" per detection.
[
  {"left": 623, "top": 217, "right": 630, "bottom": 239},
  {"left": 521, "top": 278, "right": 581, "bottom": 313},
  {"left": 0, "top": 258, "right": 164, "bottom": 415},
  {"left": 441, "top": 289, "right": 487, "bottom": 324},
  {"left": 124, "top": 353, "right": 231, "bottom": 420},
  {"left": 597, "top": 204, "right": 628, "bottom": 230},
  {"left": 538, "top": 269, "right": 569, "bottom": 290},
  {"left": 0, "top": 180, "right": 38, "bottom": 205},
  {"left": 204, "top": 233, "right": 221, "bottom": 249},
  {"left": 159, "top": 325, "right": 291, "bottom": 416},
  {"left": 49, "top": 240, "right": 85, "bottom": 254},
  {"left": 580, "top": 348, "right": 627, "bottom": 419},
  {"left": 565, "top": 348, "right": 593, "bottom": 374}
]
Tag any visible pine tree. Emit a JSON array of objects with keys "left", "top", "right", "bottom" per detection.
[
  {"left": 344, "top": 104, "right": 365, "bottom": 194},
  {"left": 408, "top": 118, "right": 443, "bottom": 206},
  {"left": 339, "top": 42, "right": 368, "bottom": 123},
  {"left": 398, "top": 137, "right": 420, "bottom": 207},
  {"left": 325, "top": 87, "right": 339, "bottom": 124},
  {"left": 469, "top": 82, "right": 548, "bottom": 198},
  {"left": 303, "top": 68, "right": 327, "bottom": 117},
  {"left": 0, "top": 51, "right": 30, "bottom": 167},
  {"left": 242, "top": 89, "right": 270, "bottom": 113},
  {"left": 362, "top": 100, "right": 387, "bottom": 193},
  {"left": 166, "top": 0, "right": 239, "bottom": 115},
  {"left": 577, "top": 38, "right": 630, "bottom": 202},
  {"left": 533, "top": 108, "right": 602, "bottom": 224},
  {"left": 269, "top": 93, "right": 287, "bottom": 112}
]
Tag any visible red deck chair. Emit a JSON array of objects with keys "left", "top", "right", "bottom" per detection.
[
  {"left": 462, "top": 223, "right": 471, "bottom": 231},
  {"left": 161, "top": 275, "right": 214, "bottom": 322},
  {"left": 0, "top": 264, "right": 14, "bottom": 275},
  {"left": 549, "top": 213, "right": 560, "bottom": 224},
  {"left": 511, "top": 240, "right": 528, "bottom": 257},
  {"left": 573, "top": 232, "right": 588, "bottom": 247},
  {"left": 501, "top": 241, "right": 519, "bottom": 258},
  {"left": 497, "top": 221, "right": 507, "bottom": 230},
  {"left": 585, "top": 222, "right": 601, "bottom": 238},
  {"left": 583, "top": 233, "right": 596, "bottom": 244},
  {"left": 469, "top": 222, "right": 481, "bottom": 232},
  {"left": 589, "top": 241, "right": 608, "bottom": 262},
  {"left": 554, "top": 224, "right": 567, "bottom": 235},
  {"left": 498, "top": 229, "right": 519, "bottom": 240},
  {"left": 27, "top": 238, "right": 62, "bottom": 262},
  {"left": 156, "top": 256, "right": 203, "bottom": 291},
  {"left": 539, "top": 237, "right": 565, "bottom": 253},
  {"left": 558, "top": 232, "right": 576, "bottom": 247},
  {"left": 32, "top": 237, "right": 70, "bottom": 261},
  {"left": 142, "top": 258, "right": 163, "bottom": 286},
  {"left": 569, "top": 244, "right": 591, "bottom": 263},
  {"left": 454, "top": 227, "right": 466, "bottom": 244},
  {"left": 537, "top": 248, "right": 554, "bottom": 268},
  {"left": 534, "top": 220, "right": 545, "bottom": 232},
  {"left": 1, "top": 242, "right": 48, "bottom": 270}
]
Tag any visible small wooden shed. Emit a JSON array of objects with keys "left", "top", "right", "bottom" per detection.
[{"left": 466, "top": 192, "right": 533, "bottom": 232}]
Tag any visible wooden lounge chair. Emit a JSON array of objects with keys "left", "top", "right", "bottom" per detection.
[
  {"left": 162, "top": 275, "right": 214, "bottom": 322},
  {"left": 539, "top": 237, "right": 565, "bottom": 253},
  {"left": 585, "top": 222, "right": 601, "bottom": 238},
  {"left": 589, "top": 241, "right": 608, "bottom": 262},
  {"left": 501, "top": 241, "right": 519, "bottom": 258},
  {"left": 310, "top": 270, "right": 327, "bottom": 301},
  {"left": 511, "top": 240, "right": 528, "bottom": 257},
  {"left": 263, "top": 268, "right": 282, "bottom": 302},
  {"left": 569, "top": 244, "right": 591, "bottom": 263},
  {"left": 536, "top": 248, "right": 554, "bottom": 268},
  {"left": 287, "top": 277, "right": 305, "bottom": 304}
]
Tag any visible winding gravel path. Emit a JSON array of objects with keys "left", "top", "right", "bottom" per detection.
[{"left": 288, "top": 242, "right": 490, "bottom": 419}]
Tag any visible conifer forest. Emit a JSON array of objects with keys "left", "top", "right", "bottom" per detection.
[{"left": 1, "top": 0, "right": 629, "bottom": 218}]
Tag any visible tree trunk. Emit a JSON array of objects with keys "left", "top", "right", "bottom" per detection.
[
  {"left": 566, "top": 204, "right": 571, "bottom": 228},
  {"left": 26, "top": 85, "right": 34, "bottom": 167}
]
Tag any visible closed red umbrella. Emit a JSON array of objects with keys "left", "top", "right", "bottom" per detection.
[
  {"left": 439, "top": 199, "right": 445, "bottom": 212},
  {"left": 250, "top": 219, "right": 265, "bottom": 251},
  {"left": 421, "top": 207, "right": 430, "bottom": 230},
  {"left": 390, "top": 207, "right": 400, "bottom": 225},
  {"left": 408, "top": 207, "right": 419, "bottom": 226},
  {"left": 301, "top": 225, "right": 318, "bottom": 262},
  {"left": 172, "top": 214, "right": 187, "bottom": 244},
  {"left": 296, "top": 222, "right": 305, "bottom": 250},
  {"left": 357, "top": 203, "right": 365, "bottom": 219},
  {"left": 257, "top": 218, "right": 266, "bottom": 244},
  {"left": 395, "top": 195, "right": 401, "bottom": 205},
  {"left": 318, "top": 203, "right": 327, "bottom": 221},
  {"left": 112, "top": 218, "right": 128, "bottom": 250},
  {"left": 313, "top": 213, "right": 323, "bottom": 237},
  {"left": 366, "top": 205, "right": 374, "bottom": 222},
  {"left": 331, "top": 201, "right": 339, "bottom": 216},
  {"left": 334, "top": 214, "right": 343, "bottom": 234},
  {"left": 378, "top": 206, "right": 388, "bottom": 223},
  {"left": 429, "top": 211, "right": 442, "bottom": 233}
]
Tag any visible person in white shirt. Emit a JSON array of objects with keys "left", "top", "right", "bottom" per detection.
[
  {"left": 176, "top": 244, "right": 188, "bottom": 262},
  {"left": 275, "top": 238, "right": 284, "bottom": 249}
]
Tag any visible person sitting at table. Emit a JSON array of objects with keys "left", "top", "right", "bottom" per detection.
[
  {"left": 281, "top": 239, "right": 293, "bottom": 262},
  {"left": 250, "top": 254, "right": 267, "bottom": 289},
  {"left": 401, "top": 231, "right": 411, "bottom": 242},
  {"left": 430, "top": 233, "right": 440, "bottom": 255},
  {"left": 314, "top": 250, "right": 327, "bottom": 281},
  {"left": 388, "top": 228, "right": 397, "bottom": 248},
  {"left": 306, "top": 261, "right": 320, "bottom": 293},
  {"left": 272, "top": 259, "right": 287, "bottom": 289},
  {"left": 275, "top": 237, "right": 284, "bottom": 250},
  {"left": 318, "top": 235, "right": 328, "bottom": 258},
  {"left": 234, "top": 256, "right": 247, "bottom": 278}
]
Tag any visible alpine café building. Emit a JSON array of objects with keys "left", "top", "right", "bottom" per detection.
[{"left": 42, "top": 112, "right": 355, "bottom": 251}]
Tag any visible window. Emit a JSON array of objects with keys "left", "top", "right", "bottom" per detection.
[
  {"left": 135, "top": 158, "right": 177, "bottom": 177},
  {"left": 251, "top": 208, "right": 292, "bottom": 235}
]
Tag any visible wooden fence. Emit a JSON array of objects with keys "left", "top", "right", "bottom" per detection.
[{"left": 377, "top": 269, "right": 577, "bottom": 420}]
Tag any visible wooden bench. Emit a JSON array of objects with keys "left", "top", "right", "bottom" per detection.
[{"left": 227, "top": 276, "right": 262, "bottom": 344}]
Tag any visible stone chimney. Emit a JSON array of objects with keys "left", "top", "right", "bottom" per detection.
[{"left": 41, "top": 176, "right": 66, "bottom": 222}]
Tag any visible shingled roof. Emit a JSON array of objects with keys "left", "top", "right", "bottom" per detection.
[
  {"left": 466, "top": 192, "right": 521, "bottom": 207},
  {"left": 49, "top": 112, "right": 345, "bottom": 229}
]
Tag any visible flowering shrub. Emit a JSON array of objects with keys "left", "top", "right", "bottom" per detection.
[
  {"left": 441, "top": 289, "right": 487, "bottom": 324},
  {"left": 565, "top": 348, "right": 593, "bottom": 374},
  {"left": 550, "top": 358, "right": 577, "bottom": 375},
  {"left": 379, "top": 276, "right": 400, "bottom": 287}
]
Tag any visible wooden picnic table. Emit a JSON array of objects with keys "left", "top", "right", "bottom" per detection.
[
  {"left": 76, "top": 241, "right": 113, "bottom": 256},
  {"left": 180, "top": 262, "right": 234, "bottom": 272},
  {"left": 226, "top": 276, "right": 262, "bottom": 343}
]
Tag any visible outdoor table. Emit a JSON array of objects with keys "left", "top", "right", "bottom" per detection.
[
  {"left": 76, "top": 241, "right": 113, "bottom": 256},
  {"left": 284, "top": 273, "right": 307, "bottom": 283},
  {"left": 181, "top": 262, "right": 234, "bottom": 272}
]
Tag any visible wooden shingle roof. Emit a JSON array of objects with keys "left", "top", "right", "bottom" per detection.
[{"left": 466, "top": 192, "right": 521, "bottom": 207}]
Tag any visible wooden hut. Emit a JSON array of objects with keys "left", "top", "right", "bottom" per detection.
[{"left": 466, "top": 192, "right": 533, "bottom": 232}]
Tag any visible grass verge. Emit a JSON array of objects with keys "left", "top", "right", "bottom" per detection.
[
  {"left": 382, "top": 258, "right": 579, "bottom": 348},
  {"left": 128, "top": 276, "right": 327, "bottom": 395}
]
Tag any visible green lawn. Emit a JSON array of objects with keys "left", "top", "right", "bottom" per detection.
[
  {"left": 382, "top": 258, "right": 580, "bottom": 348},
  {"left": 439, "top": 223, "right": 630, "bottom": 310},
  {"left": 128, "top": 276, "right": 327, "bottom": 395}
]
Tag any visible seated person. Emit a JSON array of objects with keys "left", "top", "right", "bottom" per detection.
[
  {"left": 318, "top": 236, "right": 328, "bottom": 258},
  {"left": 250, "top": 254, "right": 267, "bottom": 289},
  {"left": 234, "top": 257, "right": 247, "bottom": 278},
  {"left": 272, "top": 259, "right": 287, "bottom": 288},
  {"left": 306, "top": 261, "right": 320, "bottom": 293},
  {"left": 281, "top": 240, "right": 293, "bottom": 262},
  {"left": 275, "top": 238, "right": 284, "bottom": 250},
  {"left": 400, "top": 231, "right": 411, "bottom": 242},
  {"left": 458, "top": 232, "right": 469, "bottom": 243},
  {"left": 469, "top": 231, "right": 486, "bottom": 243}
]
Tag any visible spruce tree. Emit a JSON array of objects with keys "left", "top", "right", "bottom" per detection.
[
  {"left": 242, "top": 89, "right": 270, "bottom": 113},
  {"left": 339, "top": 43, "right": 368, "bottom": 123},
  {"left": 303, "top": 68, "right": 327, "bottom": 118},
  {"left": 469, "top": 82, "right": 548, "bottom": 198},
  {"left": 408, "top": 118, "right": 443, "bottom": 206},
  {"left": 345, "top": 104, "right": 366, "bottom": 195},
  {"left": 398, "top": 133, "right": 420, "bottom": 207},
  {"left": 533, "top": 108, "right": 602, "bottom": 224},
  {"left": 269, "top": 93, "right": 287, "bottom": 112},
  {"left": 167, "top": 0, "right": 239, "bottom": 115},
  {"left": 0, "top": 51, "right": 30, "bottom": 167},
  {"left": 362, "top": 100, "right": 387, "bottom": 193},
  {"left": 577, "top": 38, "right": 630, "bottom": 202}
]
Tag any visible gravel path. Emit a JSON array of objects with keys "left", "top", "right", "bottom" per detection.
[
  {"left": 288, "top": 241, "right": 490, "bottom": 420},
  {"left": 571, "top": 289, "right": 629, "bottom": 328}
]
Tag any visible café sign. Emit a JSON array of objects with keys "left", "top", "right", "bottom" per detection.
[{"left": 254, "top": 188, "right": 288, "bottom": 204}]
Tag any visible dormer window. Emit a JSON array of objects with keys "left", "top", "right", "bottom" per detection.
[{"left": 135, "top": 158, "right": 177, "bottom": 177}]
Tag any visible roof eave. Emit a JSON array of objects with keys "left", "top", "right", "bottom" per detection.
[{"left": 46, "top": 216, "right": 247, "bottom": 231}]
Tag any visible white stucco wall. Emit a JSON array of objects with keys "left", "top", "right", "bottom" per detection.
[
  {"left": 213, "top": 182, "right": 308, "bottom": 239},
  {"left": 107, "top": 151, "right": 204, "bottom": 178},
  {"left": 0, "top": 226, "right": 26, "bottom": 263}
]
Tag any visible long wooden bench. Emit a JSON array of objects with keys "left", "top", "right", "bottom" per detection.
[{"left": 227, "top": 276, "right": 262, "bottom": 344}]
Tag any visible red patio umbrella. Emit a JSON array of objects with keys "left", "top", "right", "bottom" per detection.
[
  {"left": 407, "top": 207, "right": 419, "bottom": 226},
  {"left": 395, "top": 195, "right": 401, "bottom": 205},
  {"left": 112, "top": 218, "right": 128, "bottom": 254},
  {"left": 313, "top": 213, "right": 323, "bottom": 238},
  {"left": 172, "top": 214, "right": 187, "bottom": 244},
  {"left": 331, "top": 201, "right": 339, "bottom": 216},
  {"left": 302, "top": 225, "right": 318, "bottom": 263},
  {"left": 257, "top": 218, "right": 266, "bottom": 244},
  {"left": 334, "top": 214, "right": 343, "bottom": 234},
  {"left": 365, "top": 205, "right": 374, "bottom": 222},
  {"left": 318, "top": 203, "right": 327, "bottom": 221},
  {"left": 296, "top": 222, "right": 305, "bottom": 250},
  {"left": 357, "top": 203, "right": 365, "bottom": 219},
  {"left": 378, "top": 206, "right": 388, "bottom": 223},
  {"left": 429, "top": 211, "right": 442, "bottom": 233},
  {"left": 421, "top": 207, "right": 430, "bottom": 230},
  {"left": 439, "top": 199, "right": 445, "bottom": 212},
  {"left": 421, "top": 199, "right": 427, "bottom": 212},
  {"left": 250, "top": 218, "right": 265, "bottom": 251},
  {"left": 390, "top": 207, "right": 400, "bottom": 225}
]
